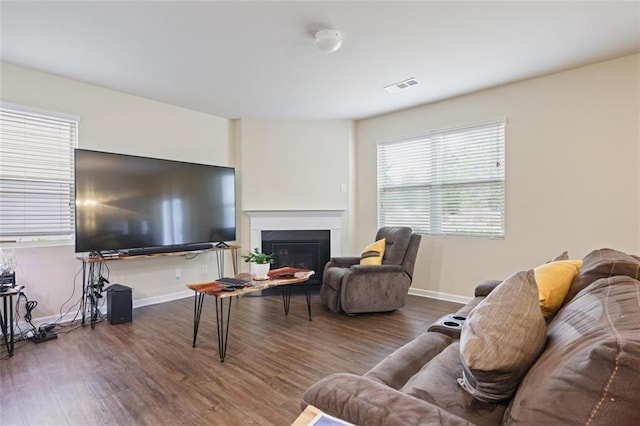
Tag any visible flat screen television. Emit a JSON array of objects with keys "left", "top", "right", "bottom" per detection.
[{"left": 74, "top": 149, "right": 236, "bottom": 254}]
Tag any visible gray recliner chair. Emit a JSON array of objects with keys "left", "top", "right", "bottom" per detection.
[{"left": 320, "top": 227, "right": 421, "bottom": 314}]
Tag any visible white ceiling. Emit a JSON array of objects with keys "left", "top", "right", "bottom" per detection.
[{"left": 1, "top": 1, "right": 639, "bottom": 121}]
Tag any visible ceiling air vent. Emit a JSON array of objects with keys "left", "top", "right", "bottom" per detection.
[{"left": 383, "top": 77, "right": 420, "bottom": 93}]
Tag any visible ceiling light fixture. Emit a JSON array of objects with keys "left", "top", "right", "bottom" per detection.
[{"left": 314, "top": 29, "right": 342, "bottom": 53}]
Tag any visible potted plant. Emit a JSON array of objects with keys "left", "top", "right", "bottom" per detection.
[{"left": 242, "top": 248, "right": 274, "bottom": 280}]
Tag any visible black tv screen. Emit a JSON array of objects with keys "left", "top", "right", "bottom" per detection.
[{"left": 74, "top": 149, "right": 236, "bottom": 253}]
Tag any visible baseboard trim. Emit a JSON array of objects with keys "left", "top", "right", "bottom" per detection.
[
  {"left": 408, "top": 288, "right": 473, "bottom": 305},
  {"left": 133, "top": 290, "right": 193, "bottom": 309},
  {"left": 4, "top": 288, "right": 470, "bottom": 336},
  {"left": 4, "top": 290, "right": 194, "bottom": 335}
]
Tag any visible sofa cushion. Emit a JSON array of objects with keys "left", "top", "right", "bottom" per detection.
[
  {"left": 399, "top": 342, "right": 507, "bottom": 426},
  {"left": 376, "top": 226, "right": 412, "bottom": 265},
  {"left": 459, "top": 270, "right": 547, "bottom": 403},
  {"left": 534, "top": 259, "right": 583, "bottom": 318},
  {"left": 360, "top": 238, "right": 386, "bottom": 265},
  {"left": 504, "top": 275, "right": 640, "bottom": 425},
  {"left": 564, "top": 248, "right": 640, "bottom": 303}
]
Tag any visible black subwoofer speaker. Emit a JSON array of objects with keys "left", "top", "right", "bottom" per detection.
[{"left": 106, "top": 284, "right": 132, "bottom": 325}]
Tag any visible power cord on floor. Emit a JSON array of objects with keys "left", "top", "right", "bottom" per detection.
[{"left": 14, "top": 290, "right": 58, "bottom": 342}]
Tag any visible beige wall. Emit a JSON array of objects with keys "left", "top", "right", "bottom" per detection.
[
  {"left": 2, "top": 53, "right": 638, "bottom": 319},
  {"left": 0, "top": 62, "right": 233, "bottom": 318},
  {"left": 356, "top": 54, "right": 640, "bottom": 300},
  {"left": 0, "top": 64, "right": 357, "bottom": 321},
  {"left": 236, "top": 119, "right": 356, "bottom": 255}
]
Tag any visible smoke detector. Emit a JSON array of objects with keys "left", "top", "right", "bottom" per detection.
[
  {"left": 384, "top": 78, "right": 420, "bottom": 93},
  {"left": 314, "top": 29, "right": 342, "bottom": 53}
]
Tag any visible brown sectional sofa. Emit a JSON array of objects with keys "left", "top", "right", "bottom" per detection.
[{"left": 302, "top": 248, "right": 640, "bottom": 425}]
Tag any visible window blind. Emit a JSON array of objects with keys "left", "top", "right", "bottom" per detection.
[
  {"left": 377, "top": 119, "right": 505, "bottom": 238},
  {"left": 0, "top": 105, "right": 78, "bottom": 239}
]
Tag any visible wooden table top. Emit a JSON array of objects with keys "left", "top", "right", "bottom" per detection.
[{"left": 186, "top": 270, "right": 313, "bottom": 299}]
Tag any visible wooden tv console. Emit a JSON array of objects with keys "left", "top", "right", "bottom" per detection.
[{"left": 77, "top": 245, "right": 241, "bottom": 329}]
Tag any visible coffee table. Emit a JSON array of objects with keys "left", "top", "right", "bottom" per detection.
[{"left": 187, "top": 270, "right": 313, "bottom": 362}]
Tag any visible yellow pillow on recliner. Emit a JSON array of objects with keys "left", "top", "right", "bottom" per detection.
[
  {"left": 534, "top": 259, "right": 583, "bottom": 318},
  {"left": 360, "top": 238, "right": 386, "bottom": 265}
]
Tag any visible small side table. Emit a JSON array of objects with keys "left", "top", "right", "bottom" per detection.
[
  {"left": 291, "top": 405, "right": 354, "bottom": 425},
  {"left": 0, "top": 285, "right": 24, "bottom": 357},
  {"left": 291, "top": 405, "right": 322, "bottom": 425}
]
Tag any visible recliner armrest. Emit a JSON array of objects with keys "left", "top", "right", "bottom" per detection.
[
  {"left": 350, "top": 264, "right": 405, "bottom": 273},
  {"left": 326, "top": 257, "right": 361, "bottom": 269}
]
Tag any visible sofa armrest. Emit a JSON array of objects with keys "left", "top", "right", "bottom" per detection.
[
  {"left": 302, "top": 373, "right": 473, "bottom": 426},
  {"left": 427, "top": 297, "right": 485, "bottom": 339},
  {"left": 474, "top": 279, "right": 502, "bottom": 297},
  {"left": 365, "top": 331, "right": 452, "bottom": 388},
  {"left": 326, "top": 256, "right": 361, "bottom": 269}
]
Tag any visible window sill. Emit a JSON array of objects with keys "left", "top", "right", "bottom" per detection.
[{"left": 0, "top": 238, "right": 74, "bottom": 249}]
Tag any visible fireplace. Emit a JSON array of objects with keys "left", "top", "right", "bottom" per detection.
[
  {"left": 262, "top": 230, "right": 330, "bottom": 286},
  {"left": 245, "top": 209, "right": 345, "bottom": 288}
]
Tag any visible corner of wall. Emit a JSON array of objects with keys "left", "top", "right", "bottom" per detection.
[{"left": 346, "top": 120, "right": 358, "bottom": 255}]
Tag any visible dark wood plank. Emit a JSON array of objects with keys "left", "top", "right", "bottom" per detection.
[{"left": 0, "top": 293, "right": 462, "bottom": 425}]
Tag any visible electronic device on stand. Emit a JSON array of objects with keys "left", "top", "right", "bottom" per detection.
[{"left": 0, "top": 271, "right": 15, "bottom": 293}]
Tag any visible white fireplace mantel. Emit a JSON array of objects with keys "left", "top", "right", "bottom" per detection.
[{"left": 245, "top": 210, "right": 344, "bottom": 257}]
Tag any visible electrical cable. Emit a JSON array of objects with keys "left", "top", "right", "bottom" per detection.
[
  {"left": 26, "top": 263, "right": 85, "bottom": 332},
  {"left": 53, "top": 320, "right": 86, "bottom": 336},
  {"left": 81, "top": 259, "right": 110, "bottom": 324},
  {"left": 13, "top": 290, "right": 33, "bottom": 340},
  {"left": 13, "top": 254, "right": 113, "bottom": 338},
  {"left": 18, "top": 291, "right": 37, "bottom": 331},
  {"left": 12, "top": 289, "right": 38, "bottom": 341},
  {"left": 55, "top": 297, "right": 84, "bottom": 328},
  {"left": 5, "top": 261, "right": 107, "bottom": 350},
  {"left": 24, "top": 300, "right": 37, "bottom": 325},
  {"left": 54, "top": 263, "right": 90, "bottom": 328},
  {"left": 55, "top": 263, "right": 84, "bottom": 322}
]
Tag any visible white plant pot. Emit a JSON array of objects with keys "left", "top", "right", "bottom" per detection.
[{"left": 251, "top": 263, "right": 270, "bottom": 280}]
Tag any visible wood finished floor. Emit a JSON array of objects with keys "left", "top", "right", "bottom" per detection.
[{"left": 1, "top": 292, "right": 462, "bottom": 426}]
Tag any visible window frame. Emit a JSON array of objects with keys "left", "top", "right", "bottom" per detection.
[
  {"left": 377, "top": 118, "right": 506, "bottom": 239},
  {"left": 0, "top": 102, "right": 79, "bottom": 246}
]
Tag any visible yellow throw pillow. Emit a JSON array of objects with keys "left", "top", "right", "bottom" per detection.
[
  {"left": 360, "top": 238, "right": 386, "bottom": 265},
  {"left": 534, "top": 260, "right": 583, "bottom": 318}
]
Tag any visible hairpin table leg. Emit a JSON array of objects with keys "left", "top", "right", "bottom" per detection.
[
  {"left": 215, "top": 297, "right": 233, "bottom": 362},
  {"left": 281, "top": 286, "right": 291, "bottom": 316},
  {"left": 192, "top": 291, "right": 205, "bottom": 347},
  {"left": 304, "top": 282, "right": 312, "bottom": 321}
]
